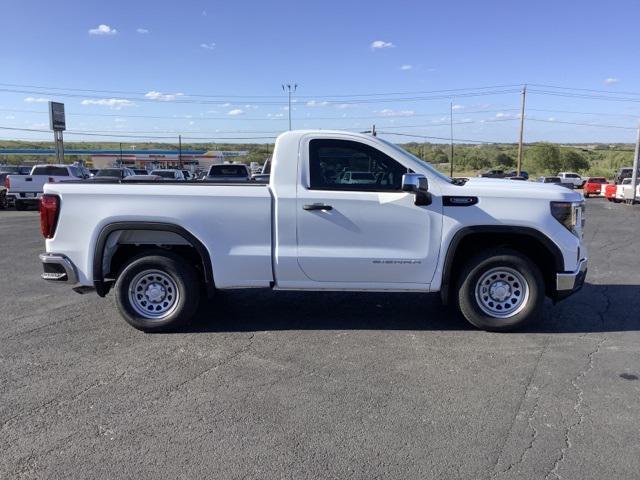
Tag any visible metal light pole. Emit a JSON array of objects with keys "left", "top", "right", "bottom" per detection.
[
  {"left": 178, "top": 135, "right": 183, "bottom": 169},
  {"left": 282, "top": 83, "right": 297, "bottom": 130},
  {"left": 449, "top": 102, "right": 454, "bottom": 178},
  {"left": 631, "top": 126, "right": 639, "bottom": 203}
]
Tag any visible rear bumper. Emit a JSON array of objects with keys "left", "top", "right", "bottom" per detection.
[
  {"left": 554, "top": 257, "right": 588, "bottom": 301},
  {"left": 39, "top": 253, "right": 78, "bottom": 284}
]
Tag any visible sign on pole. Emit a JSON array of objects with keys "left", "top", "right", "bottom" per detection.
[
  {"left": 49, "top": 102, "right": 66, "bottom": 164},
  {"left": 49, "top": 102, "right": 66, "bottom": 131}
]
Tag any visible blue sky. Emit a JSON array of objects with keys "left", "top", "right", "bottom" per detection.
[{"left": 1, "top": 0, "right": 640, "bottom": 144}]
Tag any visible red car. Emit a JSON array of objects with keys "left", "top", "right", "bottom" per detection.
[
  {"left": 583, "top": 177, "right": 608, "bottom": 197},
  {"left": 604, "top": 183, "right": 619, "bottom": 202}
]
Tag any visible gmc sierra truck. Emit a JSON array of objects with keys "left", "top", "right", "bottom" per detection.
[{"left": 39, "top": 130, "right": 587, "bottom": 332}]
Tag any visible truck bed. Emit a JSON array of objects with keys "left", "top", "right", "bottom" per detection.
[{"left": 43, "top": 181, "right": 274, "bottom": 288}]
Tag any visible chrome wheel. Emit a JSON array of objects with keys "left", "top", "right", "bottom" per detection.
[
  {"left": 128, "top": 269, "right": 180, "bottom": 319},
  {"left": 474, "top": 267, "right": 530, "bottom": 318}
]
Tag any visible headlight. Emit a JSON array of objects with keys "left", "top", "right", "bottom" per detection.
[{"left": 550, "top": 201, "right": 585, "bottom": 237}]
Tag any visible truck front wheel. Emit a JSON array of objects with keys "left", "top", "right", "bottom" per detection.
[
  {"left": 456, "top": 249, "right": 544, "bottom": 331},
  {"left": 114, "top": 252, "right": 201, "bottom": 332}
]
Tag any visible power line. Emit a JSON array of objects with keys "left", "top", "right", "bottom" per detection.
[
  {"left": 376, "top": 131, "right": 498, "bottom": 144},
  {"left": 0, "top": 87, "right": 521, "bottom": 106},
  {"left": 526, "top": 117, "right": 637, "bottom": 130},
  {"left": 0, "top": 81, "right": 522, "bottom": 100},
  {"left": 529, "top": 83, "right": 640, "bottom": 97}
]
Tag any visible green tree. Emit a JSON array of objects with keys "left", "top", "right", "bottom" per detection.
[
  {"left": 561, "top": 150, "right": 589, "bottom": 171},
  {"left": 495, "top": 152, "right": 514, "bottom": 168},
  {"left": 528, "top": 143, "right": 562, "bottom": 173}
]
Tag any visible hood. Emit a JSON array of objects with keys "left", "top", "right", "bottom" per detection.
[{"left": 450, "top": 177, "right": 583, "bottom": 201}]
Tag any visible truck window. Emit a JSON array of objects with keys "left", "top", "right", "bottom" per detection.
[
  {"left": 308, "top": 139, "right": 407, "bottom": 191},
  {"left": 32, "top": 166, "right": 69, "bottom": 176}
]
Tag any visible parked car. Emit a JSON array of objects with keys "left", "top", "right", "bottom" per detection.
[
  {"left": 149, "top": 169, "right": 186, "bottom": 180},
  {"left": 582, "top": 177, "right": 608, "bottom": 197},
  {"left": 0, "top": 178, "right": 6, "bottom": 209},
  {"left": 536, "top": 176, "right": 574, "bottom": 189},
  {"left": 558, "top": 172, "right": 585, "bottom": 188},
  {"left": 89, "top": 169, "right": 99, "bottom": 177},
  {"left": 40, "top": 130, "right": 587, "bottom": 333},
  {"left": 614, "top": 167, "right": 639, "bottom": 185},
  {"left": 181, "top": 170, "right": 194, "bottom": 180},
  {"left": 206, "top": 164, "right": 251, "bottom": 182},
  {"left": 132, "top": 169, "right": 148, "bottom": 176},
  {"left": 505, "top": 170, "right": 529, "bottom": 180},
  {"left": 92, "top": 168, "right": 135, "bottom": 180},
  {"left": 6, "top": 164, "right": 89, "bottom": 210},
  {"left": 604, "top": 183, "right": 618, "bottom": 202},
  {"left": 478, "top": 169, "right": 506, "bottom": 178},
  {"left": 615, "top": 178, "right": 640, "bottom": 202}
]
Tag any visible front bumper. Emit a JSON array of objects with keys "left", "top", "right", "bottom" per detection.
[
  {"left": 39, "top": 253, "right": 78, "bottom": 284},
  {"left": 554, "top": 257, "right": 588, "bottom": 301}
]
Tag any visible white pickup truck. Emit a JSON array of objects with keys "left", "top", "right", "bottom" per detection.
[
  {"left": 7, "top": 164, "right": 89, "bottom": 210},
  {"left": 39, "top": 131, "right": 587, "bottom": 332}
]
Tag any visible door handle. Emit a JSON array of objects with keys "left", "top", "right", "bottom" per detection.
[{"left": 303, "top": 203, "right": 333, "bottom": 211}]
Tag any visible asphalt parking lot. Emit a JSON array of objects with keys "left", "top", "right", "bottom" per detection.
[{"left": 1, "top": 200, "right": 639, "bottom": 480}]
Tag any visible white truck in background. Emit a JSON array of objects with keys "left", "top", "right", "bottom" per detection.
[
  {"left": 6, "top": 164, "right": 89, "bottom": 210},
  {"left": 39, "top": 130, "right": 588, "bottom": 332}
]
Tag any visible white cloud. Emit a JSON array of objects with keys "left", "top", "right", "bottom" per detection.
[
  {"left": 80, "top": 98, "right": 136, "bottom": 109},
  {"left": 114, "top": 117, "right": 126, "bottom": 123},
  {"left": 222, "top": 102, "right": 231, "bottom": 107},
  {"left": 604, "top": 77, "right": 619, "bottom": 85},
  {"left": 89, "top": 24, "right": 117, "bottom": 36},
  {"left": 200, "top": 42, "right": 216, "bottom": 50},
  {"left": 400, "top": 64, "right": 413, "bottom": 70},
  {"left": 136, "top": 28, "right": 149, "bottom": 34},
  {"left": 24, "top": 97, "right": 49, "bottom": 103},
  {"left": 306, "top": 100, "right": 328, "bottom": 107},
  {"left": 370, "top": 40, "right": 394, "bottom": 50},
  {"left": 495, "top": 112, "right": 519, "bottom": 120},
  {"left": 228, "top": 109, "right": 244, "bottom": 116},
  {"left": 144, "top": 91, "right": 184, "bottom": 101},
  {"left": 377, "top": 108, "right": 415, "bottom": 117},
  {"left": 189, "top": 121, "right": 195, "bottom": 125},
  {"left": 452, "top": 104, "right": 464, "bottom": 110},
  {"left": 5, "top": 115, "right": 15, "bottom": 120},
  {"left": 335, "top": 103, "right": 354, "bottom": 109},
  {"left": 244, "top": 104, "right": 259, "bottom": 110}
]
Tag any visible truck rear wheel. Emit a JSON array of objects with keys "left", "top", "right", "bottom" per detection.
[
  {"left": 14, "top": 200, "right": 27, "bottom": 211},
  {"left": 456, "top": 249, "right": 544, "bottom": 331},
  {"left": 114, "top": 252, "right": 201, "bottom": 332},
  {"left": 0, "top": 190, "right": 6, "bottom": 209}
]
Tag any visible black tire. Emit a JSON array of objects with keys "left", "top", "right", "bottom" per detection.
[
  {"left": 455, "top": 249, "right": 545, "bottom": 332},
  {"left": 114, "top": 251, "right": 201, "bottom": 332},
  {"left": 0, "top": 191, "right": 6, "bottom": 209},
  {"left": 14, "top": 200, "right": 27, "bottom": 211},
  {"left": 584, "top": 193, "right": 589, "bottom": 198}
]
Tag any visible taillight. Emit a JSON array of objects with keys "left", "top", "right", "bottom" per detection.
[
  {"left": 3, "top": 176, "right": 8, "bottom": 189},
  {"left": 40, "top": 195, "right": 60, "bottom": 239},
  {"left": 48, "top": 177, "right": 55, "bottom": 183}
]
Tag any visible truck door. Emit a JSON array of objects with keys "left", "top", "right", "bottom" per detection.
[{"left": 295, "top": 138, "right": 442, "bottom": 286}]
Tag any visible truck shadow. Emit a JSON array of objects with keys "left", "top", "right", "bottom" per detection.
[{"left": 183, "top": 283, "right": 639, "bottom": 334}]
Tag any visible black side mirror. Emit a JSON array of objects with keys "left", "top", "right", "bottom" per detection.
[{"left": 401, "top": 173, "right": 431, "bottom": 205}]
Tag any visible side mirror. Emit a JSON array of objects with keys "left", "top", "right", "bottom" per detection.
[{"left": 401, "top": 173, "right": 431, "bottom": 205}]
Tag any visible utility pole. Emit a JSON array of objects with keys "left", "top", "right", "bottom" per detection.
[
  {"left": 119, "top": 142, "right": 123, "bottom": 167},
  {"left": 516, "top": 84, "right": 527, "bottom": 176},
  {"left": 631, "top": 125, "right": 639, "bottom": 203},
  {"left": 282, "top": 83, "right": 298, "bottom": 130},
  {"left": 449, "top": 101, "right": 454, "bottom": 178},
  {"left": 371, "top": 124, "right": 376, "bottom": 136},
  {"left": 178, "top": 135, "right": 182, "bottom": 169}
]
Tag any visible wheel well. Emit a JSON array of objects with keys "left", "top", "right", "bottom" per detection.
[
  {"left": 93, "top": 223, "right": 215, "bottom": 298},
  {"left": 441, "top": 230, "right": 562, "bottom": 304}
]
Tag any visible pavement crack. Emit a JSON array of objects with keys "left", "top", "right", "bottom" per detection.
[
  {"left": 490, "top": 337, "right": 549, "bottom": 479},
  {"left": 545, "top": 337, "right": 606, "bottom": 480}
]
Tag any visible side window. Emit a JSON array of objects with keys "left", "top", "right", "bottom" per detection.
[{"left": 309, "top": 139, "right": 408, "bottom": 191}]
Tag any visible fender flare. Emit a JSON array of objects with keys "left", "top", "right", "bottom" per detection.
[
  {"left": 93, "top": 222, "right": 215, "bottom": 297},
  {"left": 440, "top": 226, "right": 565, "bottom": 304}
]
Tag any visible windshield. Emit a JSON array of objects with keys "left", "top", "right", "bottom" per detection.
[
  {"left": 151, "top": 170, "right": 176, "bottom": 178},
  {"left": 96, "top": 169, "right": 123, "bottom": 177},
  {"left": 209, "top": 165, "right": 248, "bottom": 177},
  {"left": 32, "top": 166, "right": 69, "bottom": 176},
  {"left": 375, "top": 137, "right": 452, "bottom": 183}
]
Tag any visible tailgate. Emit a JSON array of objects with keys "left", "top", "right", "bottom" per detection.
[{"left": 8, "top": 175, "right": 48, "bottom": 194}]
